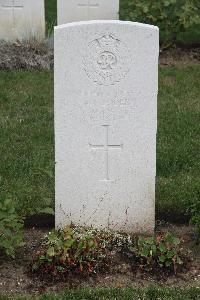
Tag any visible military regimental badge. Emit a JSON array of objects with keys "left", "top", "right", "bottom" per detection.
[{"left": 83, "top": 33, "right": 132, "bottom": 86}]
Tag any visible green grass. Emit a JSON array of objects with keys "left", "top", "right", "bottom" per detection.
[
  {"left": 0, "top": 71, "right": 54, "bottom": 215},
  {"left": 0, "top": 286, "right": 200, "bottom": 300},
  {"left": 0, "top": 66, "right": 199, "bottom": 217},
  {"left": 157, "top": 66, "right": 200, "bottom": 219}
]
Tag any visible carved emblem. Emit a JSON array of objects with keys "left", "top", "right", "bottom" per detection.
[{"left": 83, "top": 34, "right": 131, "bottom": 86}]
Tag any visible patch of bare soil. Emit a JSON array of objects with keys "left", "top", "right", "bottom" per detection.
[
  {"left": 0, "top": 224, "right": 199, "bottom": 296},
  {"left": 159, "top": 47, "right": 200, "bottom": 67}
]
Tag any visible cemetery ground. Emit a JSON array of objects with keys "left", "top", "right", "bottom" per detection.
[
  {"left": 1, "top": 2, "right": 200, "bottom": 299},
  {"left": 0, "top": 59, "right": 200, "bottom": 298},
  {"left": 0, "top": 224, "right": 199, "bottom": 296}
]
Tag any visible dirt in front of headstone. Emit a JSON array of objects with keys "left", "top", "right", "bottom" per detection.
[
  {"left": 159, "top": 47, "right": 200, "bottom": 67},
  {"left": 0, "top": 224, "right": 199, "bottom": 296}
]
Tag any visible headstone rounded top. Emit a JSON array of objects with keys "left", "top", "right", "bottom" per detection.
[
  {"left": 54, "top": 21, "right": 158, "bottom": 86},
  {"left": 55, "top": 20, "right": 159, "bottom": 31}
]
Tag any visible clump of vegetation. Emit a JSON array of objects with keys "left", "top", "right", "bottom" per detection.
[
  {"left": 31, "top": 226, "right": 127, "bottom": 278},
  {"left": 31, "top": 226, "right": 190, "bottom": 280},
  {"left": 0, "top": 40, "right": 53, "bottom": 70},
  {"left": 120, "top": 0, "right": 200, "bottom": 47},
  {"left": 0, "top": 198, "right": 24, "bottom": 258},
  {"left": 127, "top": 233, "right": 190, "bottom": 274}
]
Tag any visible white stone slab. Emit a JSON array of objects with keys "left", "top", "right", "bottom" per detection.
[
  {"left": 0, "top": 0, "right": 45, "bottom": 41},
  {"left": 57, "top": 0, "right": 119, "bottom": 25},
  {"left": 55, "top": 20, "right": 159, "bottom": 234}
]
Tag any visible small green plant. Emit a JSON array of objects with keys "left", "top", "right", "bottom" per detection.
[
  {"left": 0, "top": 198, "right": 24, "bottom": 258},
  {"left": 129, "top": 233, "right": 188, "bottom": 274},
  {"left": 31, "top": 226, "right": 114, "bottom": 278},
  {"left": 31, "top": 226, "right": 190, "bottom": 279}
]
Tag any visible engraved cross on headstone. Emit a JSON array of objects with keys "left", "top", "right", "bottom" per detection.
[
  {"left": 78, "top": 0, "right": 99, "bottom": 18},
  {"left": 2, "top": 0, "right": 23, "bottom": 27},
  {"left": 89, "top": 125, "right": 123, "bottom": 181}
]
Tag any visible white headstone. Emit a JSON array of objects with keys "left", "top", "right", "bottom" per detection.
[
  {"left": 57, "top": 0, "right": 119, "bottom": 25},
  {"left": 55, "top": 21, "right": 159, "bottom": 234},
  {"left": 0, "top": 0, "right": 45, "bottom": 41}
]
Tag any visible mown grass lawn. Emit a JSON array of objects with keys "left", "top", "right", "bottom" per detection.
[
  {"left": 157, "top": 66, "right": 200, "bottom": 220},
  {"left": 0, "top": 71, "right": 54, "bottom": 215},
  {"left": 1, "top": 286, "right": 200, "bottom": 300},
  {"left": 0, "top": 66, "right": 199, "bottom": 218}
]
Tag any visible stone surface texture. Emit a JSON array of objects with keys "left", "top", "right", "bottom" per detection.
[
  {"left": 55, "top": 21, "right": 159, "bottom": 234},
  {"left": 0, "top": 0, "right": 45, "bottom": 41},
  {"left": 57, "top": 0, "right": 119, "bottom": 25}
]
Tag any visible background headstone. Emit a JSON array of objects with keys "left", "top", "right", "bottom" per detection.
[
  {"left": 57, "top": 0, "right": 119, "bottom": 25},
  {"left": 54, "top": 21, "right": 159, "bottom": 234},
  {"left": 0, "top": 0, "right": 45, "bottom": 41}
]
